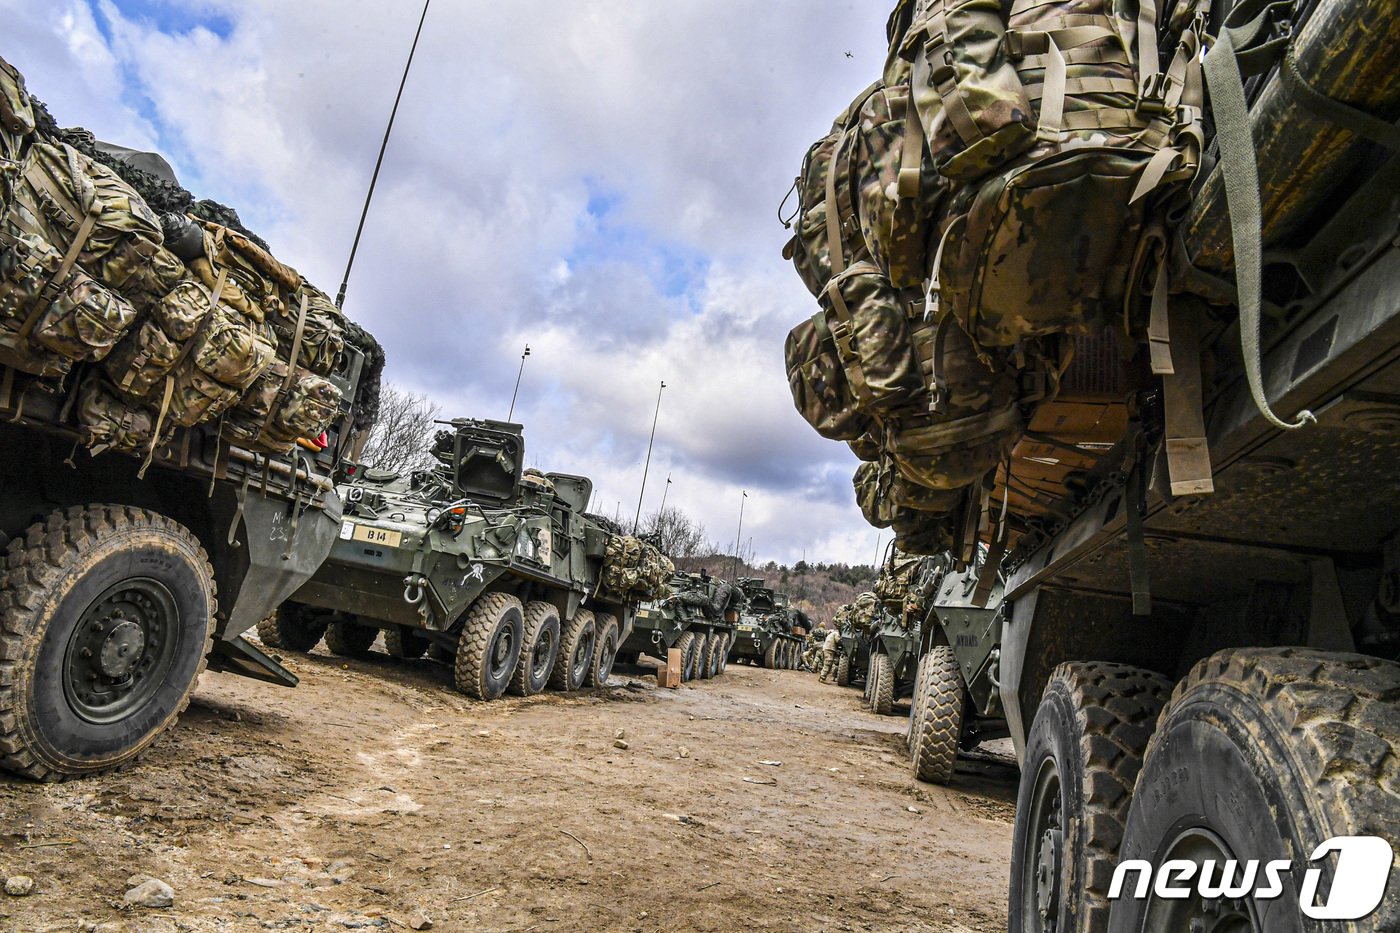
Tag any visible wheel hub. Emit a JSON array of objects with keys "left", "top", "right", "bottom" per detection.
[
  {"left": 489, "top": 626, "right": 516, "bottom": 678},
  {"left": 64, "top": 578, "right": 179, "bottom": 724},
  {"left": 98, "top": 620, "right": 146, "bottom": 678},
  {"left": 1035, "top": 825, "right": 1063, "bottom": 925}
]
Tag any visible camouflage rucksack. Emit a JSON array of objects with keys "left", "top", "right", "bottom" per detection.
[
  {"left": 898, "top": 0, "right": 1207, "bottom": 349},
  {"left": 0, "top": 55, "right": 32, "bottom": 205},
  {"left": 224, "top": 359, "right": 342, "bottom": 454},
  {"left": 818, "top": 260, "right": 922, "bottom": 412},
  {"left": 784, "top": 310, "right": 873, "bottom": 441}
]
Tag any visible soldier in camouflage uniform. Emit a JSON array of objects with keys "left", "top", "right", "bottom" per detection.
[
  {"left": 801, "top": 626, "right": 826, "bottom": 671},
  {"left": 819, "top": 621, "right": 845, "bottom": 682}
]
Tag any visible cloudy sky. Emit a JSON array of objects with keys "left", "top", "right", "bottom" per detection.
[{"left": 4, "top": 0, "right": 892, "bottom": 566}]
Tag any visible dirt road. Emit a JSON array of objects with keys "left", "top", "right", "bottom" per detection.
[{"left": 0, "top": 647, "right": 1017, "bottom": 932}]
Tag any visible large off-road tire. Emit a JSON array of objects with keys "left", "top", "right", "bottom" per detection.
[
  {"left": 837, "top": 653, "right": 851, "bottom": 687},
  {"left": 911, "top": 647, "right": 964, "bottom": 784},
  {"left": 1009, "top": 662, "right": 1172, "bottom": 933},
  {"left": 510, "top": 601, "right": 560, "bottom": 697},
  {"left": 763, "top": 640, "right": 778, "bottom": 669},
  {"left": 324, "top": 617, "right": 378, "bottom": 658},
  {"left": 708, "top": 635, "right": 724, "bottom": 678},
  {"left": 714, "top": 634, "right": 729, "bottom": 675},
  {"left": 255, "top": 602, "right": 327, "bottom": 652},
  {"left": 691, "top": 634, "right": 710, "bottom": 680},
  {"left": 384, "top": 625, "right": 429, "bottom": 660},
  {"left": 1108, "top": 649, "right": 1400, "bottom": 933},
  {"left": 550, "top": 609, "right": 595, "bottom": 692},
  {"left": 453, "top": 593, "right": 524, "bottom": 701},
  {"left": 678, "top": 632, "right": 699, "bottom": 682},
  {"left": 0, "top": 506, "right": 216, "bottom": 781},
  {"left": 871, "top": 652, "right": 895, "bottom": 715},
  {"left": 587, "top": 612, "right": 620, "bottom": 688}
]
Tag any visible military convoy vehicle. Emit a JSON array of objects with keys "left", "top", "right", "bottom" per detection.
[
  {"left": 617, "top": 570, "right": 739, "bottom": 682},
  {"left": 0, "top": 56, "right": 378, "bottom": 780},
  {"left": 784, "top": 0, "right": 1400, "bottom": 928},
  {"left": 905, "top": 560, "right": 1009, "bottom": 785},
  {"left": 266, "top": 418, "right": 672, "bottom": 700},
  {"left": 727, "top": 578, "right": 807, "bottom": 669}
]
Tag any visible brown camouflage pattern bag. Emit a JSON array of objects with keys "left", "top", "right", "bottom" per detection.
[
  {"left": 0, "top": 229, "right": 137, "bottom": 377},
  {"left": 78, "top": 376, "right": 163, "bottom": 455},
  {"left": 784, "top": 311, "right": 873, "bottom": 442},
  {"left": 819, "top": 261, "right": 922, "bottom": 412},
  {"left": 0, "top": 55, "right": 32, "bottom": 205},
  {"left": 225, "top": 359, "right": 342, "bottom": 454},
  {"left": 104, "top": 278, "right": 215, "bottom": 399}
]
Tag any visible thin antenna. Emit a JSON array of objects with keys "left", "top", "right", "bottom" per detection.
[
  {"left": 507, "top": 344, "right": 530, "bottom": 421},
  {"left": 731, "top": 490, "right": 747, "bottom": 579},
  {"left": 632, "top": 380, "right": 666, "bottom": 534},
  {"left": 335, "top": 0, "right": 432, "bottom": 309}
]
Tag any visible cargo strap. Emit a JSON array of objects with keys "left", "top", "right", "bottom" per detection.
[
  {"left": 16, "top": 211, "right": 96, "bottom": 342},
  {"left": 928, "top": 311, "right": 955, "bottom": 413},
  {"left": 1161, "top": 299, "right": 1214, "bottom": 495},
  {"left": 256, "top": 291, "right": 311, "bottom": 446},
  {"left": 896, "top": 89, "right": 927, "bottom": 200},
  {"left": 924, "top": 214, "right": 965, "bottom": 323},
  {"left": 822, "top": 264, "right": 873, "bottom": 403},
  {"left": 139, "top": 267, "right": 228, "bottom": 478},
  {"left": 972, "top": 463, "right": 1010, "bottom": 607},
  {"left": 1202, "top": 28, "right": 1314, "bottom": 431}
]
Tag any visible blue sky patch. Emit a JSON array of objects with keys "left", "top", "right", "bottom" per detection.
[
  {"left": 107, "top": 0, "right": 234, "bottom": 40},
  {"left": 571, "top": 179, "right": 709, "bottom": 304}
]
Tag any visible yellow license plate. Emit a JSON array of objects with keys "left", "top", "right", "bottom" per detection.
[
  {"left": 351, "top": 524, "right": 401, "bottom": 547},
  {"left": 737, "top": 625, "right": 754, "bottom": 632}
]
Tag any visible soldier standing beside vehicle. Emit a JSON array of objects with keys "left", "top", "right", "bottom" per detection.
[
  {"left": 819, "top": 625, "right": 843, "bottom": 682},
  {"left": 801, "top": 626, "right": 825, "bottom": 671}
]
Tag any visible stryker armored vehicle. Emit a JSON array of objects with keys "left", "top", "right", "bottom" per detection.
[
  {"left": 789, "top": 0, "right": 1400, "bottom": 928},
  {"left": 267, "top": 418, "right": 671, "bottom": 700},
  {"left": 617, "top": 570, "right": 739, "bottom": 682},
  {"left": 905, "top": 560, "right": 1009, "bottom": 785},
  {"left": 727, "top": 578, "right": 807, "bottom": 669},
  {"left": 0, "top": 56, "right": 378, "bottom": 781}
]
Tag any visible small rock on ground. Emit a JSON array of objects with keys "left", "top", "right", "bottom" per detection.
[
  {"left": 124, "top": 877, "right": 174, "bottom": 908},
  {"left": 4, "top": 874, "right": 34, "bottom": 896}
]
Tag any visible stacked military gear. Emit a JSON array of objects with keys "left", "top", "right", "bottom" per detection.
[
  {"left": 727, "top": 578, "right": 807, "bottom": 669},
  {"left": 618, "top": 571, "right": 739, "bottom": 682},
  {"left": 0, "top": 55, "right": 375, "bottom": 782},
  {"left": 782, "top": 0, "right": 1213, "bottom": 557},
  {"left": 599, "top": 534, "right": 675, "bottom": 603},
  {"left": 279, "top": 418, "right": 650, "bottom": 701},
  {"left": 0, "top": 56, "right": 351, "bottom": 467}
]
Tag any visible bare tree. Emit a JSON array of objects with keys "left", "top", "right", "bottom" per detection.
[
  {"left": 358, "top": 384, "right": 442, "bottom": 473},
  {"left": 641, "top": 506, "right": 708, "bottom": 559}
]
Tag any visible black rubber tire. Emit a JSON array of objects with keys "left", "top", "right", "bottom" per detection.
[
  {"left": 1108, "top": 649, "right": 1400, "bottom": 933},
  {"left": 907, "top": 645, "right": 934, "bottom": 755},
  {"left": 763, "top": 640, "right": 778, "bottom": 670},
  {"left": 550, "top": 609, "right": 595, "bottom": 692},
  {"left": 1009, "top": 662, "right": 1173, "bottom": 933},
  {"left": 837, "top": 653, "right": 851, "bottom": 687},
  {"left": 911, "top": 646, "right": 964, "bottom": 784},
  {"left": 0, "top": 505, "right": 216, "bottom": 781},
  {"left": 713, "top": 634, "right": 729, "bottom": 676},
  {"left": 255, "top": 602, "right": 326, "bottom": 652},
  {"left": 708, "top": 635, "right": 724, "bottom": 678},
  {"left": 696, "top": 634, "right": 714, "bottom": 681},
  {"left": 679, "top": 632, "right": 700, "bottom": 682},
  {"left": 453, "top": 593, "right": 524, "bottom": 700},
  {"left": 324, "top": 617, "right": 378, "bottom": 659},
  {"left": 510, "top": 601, "right": 560, "bottom": 697},
  {"left": 871, "top": 652, "right": 895, "bottom": 715},
  {"left": 587, "top": 612, "right": 620, "bottom": 688},
  {"left": 384, "top": 626, "right": 429, "bottom": 660}
]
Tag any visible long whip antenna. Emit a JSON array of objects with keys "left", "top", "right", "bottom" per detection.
[{"left": 335, "top": 0, "right": 432, "bottom": 308}]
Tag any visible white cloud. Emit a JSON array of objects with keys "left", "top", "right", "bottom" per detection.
[{"left": 3, "top": 0, "right": 894, "bottom": 566}]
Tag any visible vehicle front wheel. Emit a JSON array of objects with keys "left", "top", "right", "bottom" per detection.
[
  {"left": 453, "top": 593, "right": 524, "bottom": 700},
  {"left": 587, "top": 612, "right": 620, "bottom": 688},
  {"left": 0, "top": 506, "right": 216, "bottom": 781},
  {"left": 550, "top": 610, "right": 595, "bottom": 692},
  {"left": 1108, "top": 649, "right": 1400, "bottom": 933},
  {"left": 510, "top": 601, "right": 560, "bottom": 697},
  {"left": 837, "top": 653, "right": 851, "bottom": 687},
  {"left": 910, "top": 646, "right": 963, "bottom": 784},
  {"left": 1009, "top": 662, "right": 1171, "bottom": 933},
  {"left": 695, "top": 633, "right": 714, "bottom": 681},
  {"left": 871, "top": 652, "right": 895, "bottom": 715}
]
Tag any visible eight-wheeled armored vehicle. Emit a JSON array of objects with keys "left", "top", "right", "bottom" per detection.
[
  {"left": 727, "top": 578, "right": 807, "bottom": 669},
  {"left": 272, "top": 418, "right": 671, "bottom": 700},
  {"left": 618, "top": 570, "right": 739, "bottom": 682}
]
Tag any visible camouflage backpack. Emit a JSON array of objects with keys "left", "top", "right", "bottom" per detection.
[
  {"left": 897, "top": 0, "right": 1207, "bottom": 349},
  {"left": 784, "top": 310, "right": 873, "bottom": 441},
  {"left": 0, "top": 55, "right": 32, "bottom": 207},
  {"left": 818, "top": 260, "right": 923, "bottom": 413}
]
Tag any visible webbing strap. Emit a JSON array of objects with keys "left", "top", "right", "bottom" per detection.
[
  {"left": 1038, "top": 37, "right": 1068, "bottom": 141},
  {"left": 972, "top": 469, "right": 1009, "bottom": 607},
  {"left": 1147, "top": 254, "right": 1173, "bottom": 374},
  {"left": 824, "top": 135, "right": 847, "bottom": 277},
  {"left": 1014, "top": 45, "right": 1132, "bottom": 71},
  {"left": 892, "top": 403, "right": 1021, "bottom": 450},
  {"left": 1161, "top": 300, "right": 1215, "bottom": 495},
  {"left": 1202, "top": 30, "right": 1314, "bottom": 431},
  {"left": 1057, "top": 107, "right": 1150, "bottom": 131},
  {"left": 1280, "top": 47, "right": 1400, "bottom": 151},
  {"left": 897, "top": 90, "right": 927, "bottom": 200},
  {"left": 929, "top": 312, "right": 955, "bottom": 413},
  {"left": 1136, "top": 0, "right": 1161, "bottom": 91},
  {"left": 1024, "top": 76, "right": 1139, "bottom": 101},
  {"left": 16, "top": 211, "right": 96, "bottom": 341},
  {"left": 924, "top": 214, "right": 965, "bottom": 321},
  {"left": 257, "top": 291, "right": 312, "bottom": 445}
]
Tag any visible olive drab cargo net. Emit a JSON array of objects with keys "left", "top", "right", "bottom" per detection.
[
  {"left": 599, "top": 534, "right": 675, "bottom": 603},
  {"left": 0, "top": 54, "right": 352, "bottom": 463},
  {"left": 781, "top": 0, "right": 1210, "bottom": 554}
]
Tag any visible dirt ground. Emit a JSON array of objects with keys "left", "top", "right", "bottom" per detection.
[{"left": 0, "top": 644, "right": 1018, "bottom": 932}]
